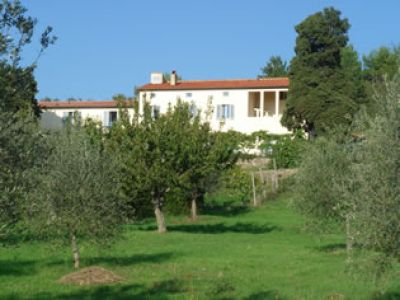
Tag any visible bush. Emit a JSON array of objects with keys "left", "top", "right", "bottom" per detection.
[
  {"left": 292, "top": 131, "right": 353, "bottom": 229},
  {"left": 261, "top": 131, "right": 305, "bottom": 169},
  {"left": 219, "top": 166, "right": 252, "bottom": 202}
]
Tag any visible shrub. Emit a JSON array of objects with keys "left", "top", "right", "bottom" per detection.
[
  {"left": 261, "top": 131, "right": 305, "bottom": 169},
  {"left": 219, "top": 166, "right": 252, "bottom": 203}
]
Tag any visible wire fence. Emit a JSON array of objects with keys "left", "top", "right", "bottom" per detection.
[{"left": 248, "top": 159, "right": 297, "bottom": 206}]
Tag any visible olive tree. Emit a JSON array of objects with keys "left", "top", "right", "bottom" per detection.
[
  {"left": 24, "top": 128, "right": 126, "bottom": 268},
  {"left": 351, "top": 74, "right": 400, "bottom": 268},
  {"left": 293, "top": 131, "right": 356, "bottom": 256},
  {"left": 0, "top": 0, "right": 55, "bottom": 241},
  {"left": 0, "top": 111, "right": 47, "bottom": 240},
  {"left": 293, "top": 72, "right": 400, "bottom": 277}
]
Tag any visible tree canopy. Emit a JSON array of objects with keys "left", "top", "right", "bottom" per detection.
[
  {"left": 0, "top": 0, "right": 55, "bottom": 239},
  {"left": 0, "top": 0, "right": 56, "bottom": 117},
  {"left": 258, "top": 56, "right": 288, "bottom": 78},
  {"left": 105, "top": 101, "right": 238, "bottom": 231},
  {"left": 294, "top": 71, "right": 400, "bottom": 275},
  {"left": 363, "top": 46, "right": 400, "bottom": 82},
  {"left": 281, "top": 7, "right": 364, "bottom": 136},
  {"left": 24, "top": 129, "right": 127, "bottom": 268}
]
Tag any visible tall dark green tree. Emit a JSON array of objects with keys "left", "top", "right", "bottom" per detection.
[
  {"left": 340, "top": 45, "right": 367, "bottom": 110},
  {"left": 0, "top": 63, "right": 39, "bottom": 116},
  {"left": 258, "top": 56, "right": 288, "bottom": 78},
  {"left": 282, "top": 7, "right": 363, "bottom": 136}
]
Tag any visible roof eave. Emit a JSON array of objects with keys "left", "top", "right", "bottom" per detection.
[{"left": 138, "top": 85, "right": 289, "bottom": 92}]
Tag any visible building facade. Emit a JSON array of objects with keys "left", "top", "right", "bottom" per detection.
[
  {"left": 138, "top": 72, "right": 290, "bottom": 134},
  {"left": 39, "top": 101, "right": 134, "bottom": 129},
  {"left": 39, "top": 72, "right": 290, "bottom": 135}
]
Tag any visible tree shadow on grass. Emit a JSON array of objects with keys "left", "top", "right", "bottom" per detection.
[
  {"left": 202, "top": 200, "right": 250, "bottom": 217},
  {"left": 243, "top": 290, "right": 283, "bottom": 300},
  {"left": 315, "top": 243, "right": 347, "bottom": 253},
  {"left": 139, "top": 222, "right": 280, "bottom": 234},
  {"left": 206, "top": 278, "right": 236, "bottom": 299},
  {"left": 0, "top": 231, "right": 68, "bottom": 246},
  {"left": 84, "top": 252, "right": 175, "bottom": 267},
  {"left": 170, "top": 222, "right": 279, "bottom": 234},
  {"left": 2, "top": 279, "right": 186, "bottom": 300},
  {"left": 46, "top": 252, "right": 175, "bottom": 268},
  {"left": 372, "top": 291, "right": 400, "bottom": 300},
  {"left": 0, "top": 259, "right": 37, "bottom": 277}
]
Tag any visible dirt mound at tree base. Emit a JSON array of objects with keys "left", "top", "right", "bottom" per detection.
[{"left": 58, "top": 266, "right": 124, "bottom": 285}]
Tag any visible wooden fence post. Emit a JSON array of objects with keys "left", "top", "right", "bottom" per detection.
[
  {"left": 251, "top": 172, "right": 257, "bottom": 206},
  {"left": 272, "top": 159, "right": 279, "bottom": 193}
]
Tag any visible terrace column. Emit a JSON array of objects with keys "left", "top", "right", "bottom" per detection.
[
  {"left": 260, "top": 91, "right": 264, "bottom": 117},
  {"left": 275, "top": 90, "right": 279, "bottom": 117}
]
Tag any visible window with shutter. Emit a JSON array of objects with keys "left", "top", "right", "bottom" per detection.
[
  {"left": 217, "top": 105, "right": 222, "bottom": 119},
  {"left": 109, "top": 111, "right": 117, "bottom": 126},
  {"left": 216, "top": 104, "right": 235, "bottom": 120}
]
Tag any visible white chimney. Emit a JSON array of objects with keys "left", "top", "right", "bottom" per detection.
[
  {"left": 150, "top": 72, "right": 164, "bottom": 84},
  {"left": 170, "top": 70, "right": 177, "bottom": 86}
]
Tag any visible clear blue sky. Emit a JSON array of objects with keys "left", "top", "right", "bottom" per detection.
[{"left": 22, "top": 0, "right": 400, "bottom": 100}]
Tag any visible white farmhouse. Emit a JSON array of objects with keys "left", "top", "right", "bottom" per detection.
[
  {"left": 39, "top": 100, "right": 134, "bottom": 129},
  {"left": 39, "top": 72, "right": 290, "bottom": 135},
  {"left": 138, "top": 71, "right": 290, "bottom": 134}
]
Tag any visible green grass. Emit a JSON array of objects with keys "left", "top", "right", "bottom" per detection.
[{"left": 1, "top": 193, "right": 399, "bottom": 299}]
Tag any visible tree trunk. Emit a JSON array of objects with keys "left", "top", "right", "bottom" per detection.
[
  {"left": 345, "top": 214, "right": 353, "bottom": 261},
  {"left": 191, "top": 198, "right": 198, "bottom": 221},
  {"left": 71, "top": 233, "right": 80, "bottom": 269},
  {"left": 154, "top": 203, "right": 167, "bottom": 233}
]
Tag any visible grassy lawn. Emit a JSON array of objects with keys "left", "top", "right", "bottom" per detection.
[{"left": 1, "top": 193, "right": 399, "bottom": 299}]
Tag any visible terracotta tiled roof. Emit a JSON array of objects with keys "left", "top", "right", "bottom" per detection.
[
  {"left": 138, "top": 77, "right": 289, "bottom": 91},
  {"left": 39, "top": 100, "right": 133, "bottom": 109}
]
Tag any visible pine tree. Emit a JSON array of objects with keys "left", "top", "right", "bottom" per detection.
[
  {"left": 258, "top": 56, "right": 288, "bottom": 78},
  {"left": 282, "top": 7, "right": 364, "bottom": 136}
]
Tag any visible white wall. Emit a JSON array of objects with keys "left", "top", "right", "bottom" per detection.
[
  {"left": 41, "top": 107, "right": 135, "bottom": 129},
  {"left": 139, "top": 88, "right": 290, "bottom": 134}
]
